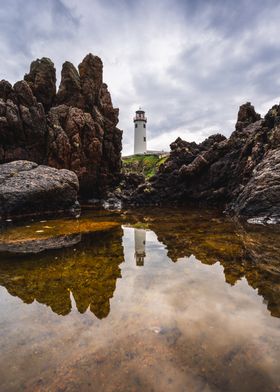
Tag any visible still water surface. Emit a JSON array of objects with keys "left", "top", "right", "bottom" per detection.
[{"left": 0, "top": 208, "right": 280, "bottom": 392}]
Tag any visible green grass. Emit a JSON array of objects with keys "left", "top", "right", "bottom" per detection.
[{"left": 122, "top": 154, "right": 168, "bottom": 178}]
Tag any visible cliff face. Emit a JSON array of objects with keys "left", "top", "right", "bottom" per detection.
[
  {"left": 130, "top": 102, "right": 280, "bottom": 222},
  {"left": 0, "top": 54, "right": 122, "bottom": 197}
]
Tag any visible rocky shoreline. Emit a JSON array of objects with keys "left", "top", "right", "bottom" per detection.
[
  {"left": 122, "top": 102, "right": 280, "bottom": 223},
  {"left": 1, "top": 54, "right": 280, "bottom": 223}
]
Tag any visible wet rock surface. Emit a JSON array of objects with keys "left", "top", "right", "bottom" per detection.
[
  {"left": 0, "top": 160, "right": 79, "bottom": 218},
  {"left": 0, "top": 54, "right": 122, "bottom": 197},
  {"left": 129, "top": 102, "right": 280, "bottom": 222},
  {"left": 0, "top": 215, "right": 119, "bottom": 253}
]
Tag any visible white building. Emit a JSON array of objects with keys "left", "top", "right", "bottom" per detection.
[{"left": 134, "top": 108, "right": 147, "bottom": 154}]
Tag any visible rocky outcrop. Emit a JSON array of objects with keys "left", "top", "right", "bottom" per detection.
[
  {"left": 24, "top": 57, "right": 56, "bottom": 112},
  {"left": 56, "top": 61, "right": 82, "bottom": 107},
  {"left": 233, "top": 148, "right": 280, "bottom": 223},
  {"left": 129, "top": 102, "right": 280, "bottom": 222},
  {"left": 0, "top": 80, "right": 47, "bottom": 163},
  {"left": 235, "top": 101, "right": 261, "bottom": 132},
  {"left": 0, "top": 160, "right": 79, "bottom": 218},
  {"left": 0, "top": 54, "right": 122, "bottom": 197}
]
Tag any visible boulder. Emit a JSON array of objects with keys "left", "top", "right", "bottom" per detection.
[{"left": 0, "top": 160, "right": 79, "bottom": 218}]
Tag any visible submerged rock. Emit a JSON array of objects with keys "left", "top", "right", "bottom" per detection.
[
  {"left": 0, "top": 217, "right": 119, "bottom": 254},
  {"left": 0, "top": 160, "right": 79, "bottom": 218},
  {"left": 0, "top": 233, "right": 82, "bottom": 254},
  {"left": 0, "top": 215, "right": 119, "bottom": 250}
]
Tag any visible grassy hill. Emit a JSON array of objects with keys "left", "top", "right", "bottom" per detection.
[{"left": 122, "top": 154, "right": 168, "bottom": 178}]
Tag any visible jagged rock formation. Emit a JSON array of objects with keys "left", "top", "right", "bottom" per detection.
[
  {"left": 235, "top": 101, "right": 261, "bottom": 132},
  {"left": 0, "top": 54, "right": 122, "bottom": 197},
  {"left": 24, "top": 57, "right": 56, "bottom": 111},
  {"left": 129, "top": 102, "right": 280, "bottom": 222},
  {"left": 0, "top": 160, "right": 79, "bottom": 218}
]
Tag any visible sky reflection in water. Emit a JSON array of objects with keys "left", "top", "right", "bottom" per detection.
[{"left": 0, "top": 209, "right": 280, "bottom": 392}]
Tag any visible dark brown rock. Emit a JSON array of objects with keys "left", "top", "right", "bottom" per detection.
[
  {"left": 78, "top": 53, "right": 103, "bottom": 112},
  {"left": 24, "top": 57, "right": 56, "bottom": 111},
  {"left": 0, "top": 81, "right": 47, "bottom": 164},
  {"left": 0, "top": 54, "right": 122, "bottom": 197},
  {"left": 0, "top": 160, "right": 79, "bottom": 218},
  {"left": 233, "top": 148, "right": 280, "bottom": 222},
  {"left": 264, "top": 104, "right": 280, "bottom": 130},
  {"left": 56, "top": 61, "right": 83, "bottom": 107},
  {"left": 0, "top": 80, "right": 13, "bottom": 100},
  {"left": 47, "top": 105, "right": 103, "bottom": 195},
  {"left": 235, "top": 102, "right": 261, "bottom": 132}
]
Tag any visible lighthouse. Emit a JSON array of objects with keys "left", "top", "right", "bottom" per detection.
[{"left": 134, "top": 108, "right": 147, "bottom": 154}]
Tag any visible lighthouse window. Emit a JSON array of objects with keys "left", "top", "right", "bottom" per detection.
[
  {"left": 143, "top": 124, "right": 146, "bottom": 128},
  {"left": 144, "top": 137, "right": 146, "bottom": 142},
  {"left": 135, "top": 124, "right": 138, "bottom": 128}
]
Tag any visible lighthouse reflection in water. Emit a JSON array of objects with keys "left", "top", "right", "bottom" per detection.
[{"left": 134, "top": 228, "right": 146, "bottom": 266}]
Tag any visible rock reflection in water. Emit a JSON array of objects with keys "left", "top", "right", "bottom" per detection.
[
  {"left": 0, "top": 209, "right": 280, "bottom": 392},
  {"left": 0, "top": 228, "right": 124, "bottom": 318},
  {"left": 126, "top": 208, "right": 280, "bottom": 318}
]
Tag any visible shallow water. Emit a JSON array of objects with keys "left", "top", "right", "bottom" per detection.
[{"left": 0, "top": 208, "right": 280, "bottom": 392}]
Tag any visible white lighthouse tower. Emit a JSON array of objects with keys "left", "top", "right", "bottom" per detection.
[{"left": 134, "top": 108, "right": 147, "bottom": 155}]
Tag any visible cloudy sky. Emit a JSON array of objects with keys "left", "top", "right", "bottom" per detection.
[{"left": 1, "top": 0, "right": 280, "bottom": 155}]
